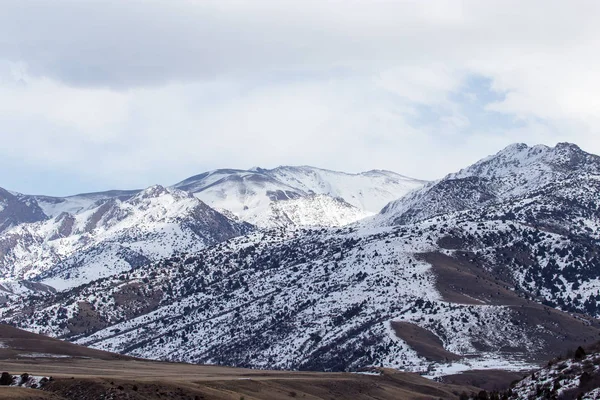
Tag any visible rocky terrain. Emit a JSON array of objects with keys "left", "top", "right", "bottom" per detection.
[
  {"left": 457, "top": 344, "right": 600, "bottom": 399},
  {"left": 0, "top": 188, "right": 47, "bottom": 233}
]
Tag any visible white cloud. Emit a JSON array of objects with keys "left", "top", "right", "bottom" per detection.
[
  {"left": 376, "top": 66, "right": 462, "bottom": 105},
  {"left": 0, "top": 0, "right": 599, "bottom": 194}
]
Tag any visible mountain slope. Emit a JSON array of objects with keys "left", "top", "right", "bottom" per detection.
[
  {"left": 268, "top": 166, "right": 423, "bottom": 213},
  {"left": 0, "top": 187, "right": 47, "bottom": 233},
  {"left": 0, "top": 328, "right": 479, "bottom": 400},
  {"left": 0, "top": 185, "right": 252, "bottom": 290},
  {"left": 3, "top": 217, "right": 598, "bottom": 376},
  {"left": 269, "top": 194, "right": 372, "bottom": 227},
  {"left": 32, "top": 189, "right": 141, "bottom": 219},
  {"left": 379, "top": 143, "right": 600, "bottom": 226}
]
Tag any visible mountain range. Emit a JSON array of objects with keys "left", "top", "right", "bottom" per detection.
[
  {"left": 0, "top": 167, "right": 423, "bottom": 290},
  {"left": 1, "top": 142, "right": 600, "bottom": 385}
]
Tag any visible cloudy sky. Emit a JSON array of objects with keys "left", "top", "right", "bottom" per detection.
[{"left": 1, "top": 0, "right": 600, "bottom": 196}]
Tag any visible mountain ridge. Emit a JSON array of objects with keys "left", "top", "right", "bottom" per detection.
[
  {"left": 5, "top": 165, "right": 426, "bottom": 229},
  {"left": 172, "top": 165, "right": 426, "bottom": 227},
  {"left": 0, "top": 185, "right": 252, "bottom": 290},
  {"left": 0, "top": 165, "right": 424, "bottom": 291},
  {"left": 377, "top": 142, "right": 600, "bottom": 226}
]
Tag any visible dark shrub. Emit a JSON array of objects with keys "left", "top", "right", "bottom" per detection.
[
  {"left": 580, "top": 371, "right": 591, "bottom": 387},
  {"left": 0, "top": 372, "right": 12, "bottom": 386},
  {"left": 19, "top": 373, "right": 29, "bottom": 386}
]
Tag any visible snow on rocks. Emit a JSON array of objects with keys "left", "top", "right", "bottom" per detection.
[
  {"left": 0, "top": 372, "right": 50, "bottom": 389},
  {"left": 507, "top": 349, "right": 600, "bottom": 400}
]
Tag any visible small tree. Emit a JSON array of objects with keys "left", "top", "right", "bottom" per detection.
[{"left": 575, "top": 346, "right": 586, "bottom": 360}]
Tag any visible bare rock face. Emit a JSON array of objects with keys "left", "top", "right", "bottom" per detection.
[{"left": 0, "top": 187, "right": 47, "bottom": 233}]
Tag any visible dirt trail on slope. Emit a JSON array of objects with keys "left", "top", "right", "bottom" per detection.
[
  {"left": 390, "top": 321, "right": 461, "bottom": 363},
  {"left": 0, "top": 324, "right": 131, "bottom": 361}
]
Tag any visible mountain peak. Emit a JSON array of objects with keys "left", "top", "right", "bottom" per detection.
[
  {"left": 378, "top": 141, "right": 600, "bottom": 226},
  {"left": 495, "top": 141, "right": 584, "bottom": 158},
  {"left": 555, "top": 141, "right": 582, "bottom": 151},
  {"left": 248, "top": 166, "right": 266, "bottom": 173},
  {"left": 500, "top": 142, "right": 529, "bottom": 153},
  {"left": 450, "top": 141, "right": 598, "bottom": 181},
  {"left": 137, "top": 184, "right": 169, "bottom": 198},
  {"left": 129, "top": 185, "right": 195, "bottom": 206}
]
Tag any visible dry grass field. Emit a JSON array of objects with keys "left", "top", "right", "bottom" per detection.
[{"left": 0, "top": 324, "right": 481, "bottom": 400}]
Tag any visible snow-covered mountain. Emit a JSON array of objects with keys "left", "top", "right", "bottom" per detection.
[
  {"left": 2, "top": 143, "right": 600, "bottom": 379},
  {"left": 173, "top": 166, "right": 425, "bottom": 227},
  {"left": 375, "top": 142, "right": 600, "bottom": 317},
  {"left": 32, "top": 189, "right": 141, "bottom": 219},
  {"left": 378, "top": 142, "right": 600, "bottom": 226},
  {"left": 269, "top": 194, "right": 372, "bottom": 227},
  {"left": 0, "top": 185, "right": 251, "bottom": 290},
  {"left": 3, "top": 217, "right": 598, "bottom": 376},
  {"left": 0, "top": 165, "right": 420, "bottom": 291}
]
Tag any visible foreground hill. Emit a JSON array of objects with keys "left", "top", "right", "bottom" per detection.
[
  {"left": 0, "top": 324, "right": 479, "bottom": 400},
  {"left": 0, "top": 323, "right": 129, "bottom": 361}
]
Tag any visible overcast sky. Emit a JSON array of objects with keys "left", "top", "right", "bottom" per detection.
[{"left": 1, "top": 0, "right": 600, "bottom": 196}]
